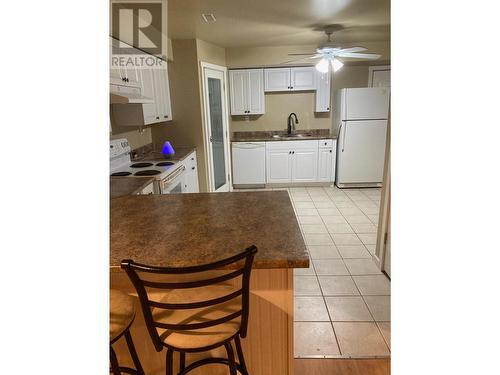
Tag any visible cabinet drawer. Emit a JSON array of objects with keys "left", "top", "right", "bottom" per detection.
[
  {"left": 319, "top": 139, "right": 333, "bottom": 148},
  {"left": 266, "top": 140, "right": 319, "bottom": 151}
]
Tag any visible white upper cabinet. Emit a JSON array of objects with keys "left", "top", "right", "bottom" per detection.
[
  {"left": 264, "top": 68, "right": 291, "bottom": 92},
  {"left": 229, "top": 70, "right": 247, "bottom": 115},
  {"left": 264, "top": 67, "right": 315, "bottom": 92},
  {"left": 290, "top": 67, "right": 316, "bottom": 91},
  {"left": 315, "top": 71, "right": 331, "bottom": 112},
  {"left": 154, "top": 65, "right": 173, "bottom": 121},
  {"left": 139, "top": 68, "right": 159, "bottom": 125},
  {"left": 112, "top": 56, "right": 173, "bottom": 126},
  {"left": 229, "top": 69, "right": 264, "bottom": 115}
]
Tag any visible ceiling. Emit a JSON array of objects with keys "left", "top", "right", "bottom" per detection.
[{"left": 168, "top": 0, "right": 390, "bottom": 48}]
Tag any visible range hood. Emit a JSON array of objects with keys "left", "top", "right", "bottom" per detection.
[{"left": 110, "top": 84, "right": 154, "bottom": 104}]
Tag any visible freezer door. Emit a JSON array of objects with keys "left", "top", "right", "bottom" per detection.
[
  {"left": 337, "top": 120, "right": 387, "bottom": 184},
  {"left": 344, "top": 88, "right": 390, "bottom": 120}
]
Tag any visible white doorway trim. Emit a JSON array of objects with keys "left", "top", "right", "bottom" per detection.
[{"left": 200, "top": 61, "right": 232, "bottom": 192}]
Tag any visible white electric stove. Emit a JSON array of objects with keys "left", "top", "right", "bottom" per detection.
[{"left": 110, "top": 138, "right": 186, "bottom": 194}]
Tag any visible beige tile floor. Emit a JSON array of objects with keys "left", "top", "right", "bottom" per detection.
[{"left": 235, "top": 186, "right": 391, "bottom": 358}]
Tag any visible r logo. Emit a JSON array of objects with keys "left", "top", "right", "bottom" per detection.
[{"left": 111, "top": 2, "right": 162, "bottom": 55}]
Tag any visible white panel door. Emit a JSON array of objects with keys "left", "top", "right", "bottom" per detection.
[
  {"left": 267, "top": 149, "right": 292, "bottom": 183},
  {"left": 317, "top": 148, "right": 332, "bottom": 182},
  {"left": 315, "top": 71, "right": 331, "bottom": 112},
  {"left": 153, "top": 66, "right": 172, "bottom": 121},
  {"left": 264, "top": 68, "right": 291, "bottom": 92},
  {"left": 337, "top": 120, "right": 387, "bottom": 183},
  {"left": 345, "top": 88, "right": 390, "bottom": 120},
  {"left": 229, "top": 70, "right": 247, "bottom": 115},
  {"left": 292, "top": 148, "right": 318, "bottom": 182},
  {"left": 140, "top": 68, "right": 159, "bottom": 125},
  {"left": 290, "top": 67, "right": 315, "bottom": 91},
  {"left": 247, "top": 69, "right": 265, "bottom": 114}
]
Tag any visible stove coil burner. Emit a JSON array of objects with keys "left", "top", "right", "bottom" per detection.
[
  {"left": 130, "top": 162, "right": 154, "bottom": 168},
  {"left": 156, "top": 161, "right": 175, "bottom": 167},
  {"left": 134, "top": 170, "right": 162, "bottom": 176},
  {"left": 111, "top": 172, "right": 132, "bottom": 176}
]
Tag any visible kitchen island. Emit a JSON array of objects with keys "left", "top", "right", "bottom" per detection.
[{"left": 110, "top": 191, "right": 308, "bottom": 375}]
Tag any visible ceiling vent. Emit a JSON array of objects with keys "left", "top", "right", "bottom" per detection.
[{"left": 202, "top": 13, "right": 216, "bottom": 23}]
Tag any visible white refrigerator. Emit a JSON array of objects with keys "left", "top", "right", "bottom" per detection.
[{"left": 334, "top": 87, "right": 390, "bottom": 188}]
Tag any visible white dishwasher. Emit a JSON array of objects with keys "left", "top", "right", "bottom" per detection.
[{"left": 232, "top": 142, "right": 266, "bottom": 186}]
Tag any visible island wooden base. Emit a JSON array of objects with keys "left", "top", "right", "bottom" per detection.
[{"left": 110, "top": 268, "right": 294, "bottom": 375}]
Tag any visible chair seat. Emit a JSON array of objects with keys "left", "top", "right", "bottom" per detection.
[
  {"left": 110, "top": 289, "right": 136, "bottom": 343},
  {"left": 152, "top": 283, "right": 241, "bottom": 350}
]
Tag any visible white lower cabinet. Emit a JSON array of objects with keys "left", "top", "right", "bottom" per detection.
[
  {"left": 262, "top": 139, "right": 337, "bottom": 185},
  {"left": 182, "top": 151, "right": 199, "bottom": 193},
  {"left": 266, "top": 140, "right": 319, "bottom": 183}
]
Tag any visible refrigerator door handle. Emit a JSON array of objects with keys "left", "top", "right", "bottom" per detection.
[{"left": 339, "top": 122, "right": 346, "bottom": 152}]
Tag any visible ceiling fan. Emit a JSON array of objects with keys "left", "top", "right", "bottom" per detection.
[{"left": 284, "top": 24, "right": 381, "bottom": 73}]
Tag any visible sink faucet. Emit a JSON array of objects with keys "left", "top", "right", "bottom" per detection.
[{"left": 287, "top": 113, "right": 299, "bottom": 135}]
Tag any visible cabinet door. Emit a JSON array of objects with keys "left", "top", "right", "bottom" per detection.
[
  {"left": 317, "top": 148, "right": 333, "bottom": 182},
  {"left": 264, "top": 68, "right": 291, "bottom": 92},
  {"left": 266, "top": 149, "right": 292, "bottom": 183},
  {"left": 229, "top": 70, "right": 248, "bottom": 115},
  {"left": 315, "top": 71, "right": 331, "bottom": 112},
  {"left": 292, "top": 147, "right": 318, "bottom": 182},
  {"left": 140, "top": 68, "right": 159, "bottom": 125},
  {"left": 247, "top": 69, "right": 265, "bottom": 114},
  {"left": 153, "top": 65, "right": 173, "bottom": 121},
  {"left": 331, "top": 141, "right": 337, "bottom": 183},
  {"left": 290, "top": 67, "right": 315, "bottom": 91},
  {"left": 123, "top": 65, "right": 141, "bottom": 88},
  {"left": 183, "top": 169, "right": 199, "bottom": 193}
]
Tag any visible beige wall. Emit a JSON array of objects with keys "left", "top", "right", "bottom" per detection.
[
  {"left": 151, "top": 38, "right": 227, "bottom": 192},
  {"left": 226, "top": 45, "right": 373, "bottom": 134},
  {"left": 110, "top": 126, "right": 152, "bottom": 150}
]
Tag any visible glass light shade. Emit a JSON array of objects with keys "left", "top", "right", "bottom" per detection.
[
  {"left": 161, "top": 141, "right": 175, "bottom": 155},
  {"left": 331, "top": 58, "right": 344, "bottom": 72},
  {"left": 315, "top": 58, "right": 329, "bottom": 73}
]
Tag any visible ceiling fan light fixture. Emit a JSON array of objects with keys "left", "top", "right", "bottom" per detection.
[
  {"left": 331, "top": 58, "right": 344, "bottom": 72},
  {"left": 315, "top": 58, "right": 329, "bottom": 73}
]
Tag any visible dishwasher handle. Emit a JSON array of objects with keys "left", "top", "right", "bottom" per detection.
[{"left": 233, "top": 143, "right": 265, "bottom": 149}]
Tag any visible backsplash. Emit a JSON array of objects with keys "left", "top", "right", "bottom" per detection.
[{"left": 229, "top": 91, "right": 331, "bottom": 133}]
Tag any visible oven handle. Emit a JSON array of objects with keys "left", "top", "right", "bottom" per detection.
[{"left": 162, "top": 165, "right": 186, "bottom": 186}]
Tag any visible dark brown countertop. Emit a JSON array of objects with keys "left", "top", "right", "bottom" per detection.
[
  {"left": 110, "top": 191, "right": 309, "bottom": 271},
  {"left": 131, "top": 146, "right": 196, "bottom": 163},
  {"left": 110, "top": 177, "right": 155, "bottom": 199},
  {"left": 231, "top": 129, "right": 336, "bottom": 142}
]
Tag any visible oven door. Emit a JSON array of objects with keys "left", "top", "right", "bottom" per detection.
[{"left": 158, "top": 165, "right": 186, "bottom": 194}]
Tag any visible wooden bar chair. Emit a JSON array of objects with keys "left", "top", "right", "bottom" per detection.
[
  {"left": 110, "top": 289, "right": 144, "bottom": 375},
  {"left": 121, "top": 245, "right": 258, "bottom": 375}
]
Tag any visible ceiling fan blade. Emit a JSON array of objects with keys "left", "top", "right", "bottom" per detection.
[
  {"left": 337, "top": 47, "right": 367, "bottom": 54},
  {"left": 280, "top": 55, "right": 322, "bottom": 64},
  {"left": 287, "top": 53, "right": 317, "bottom": 56},
  {"left": 335, "top": 52, "right": 381, "bottom": 60}
]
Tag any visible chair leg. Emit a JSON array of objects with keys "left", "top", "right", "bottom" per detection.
[
  {"left": 234, "top": 336, "right": 249, "bottom": 375},
  {"left": 179, "top": 352, "right": 186, "bottom": 372},
  {"left": 124, "top": 330, "right": 144, "bottom": 375},
  {"left": 224, "top": 342, "right": 238, "bottom": 375},
  {"left": 165, "top": 348, "right": 174, "bottom": 375},
  {"left": 110, "top": 346, "right": 121, "bottom": 375}
]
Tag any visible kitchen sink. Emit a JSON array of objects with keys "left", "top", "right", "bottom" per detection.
[{"left": 272, "top": 133, "right": 313, "bottom": 139}]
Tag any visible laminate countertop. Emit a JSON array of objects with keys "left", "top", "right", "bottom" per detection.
[
  {"left": 110, "top": 191, "right": 309, "bottom": 271},
  {"left": 231, "top": 130, "right": 337, "bottom": 142},
  {"left": 110, "top": 177, "right": 155, "bottom": 199},
  {"left": 131, "top": 146, "right": 196, "bottom": 163}
]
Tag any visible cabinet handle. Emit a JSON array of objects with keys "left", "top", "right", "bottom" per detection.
[
  {"left": 122, "top": 77, "right": 126, "bottom": 81},
  {"left": 191, "top": 158, "right": 194, "bottom": 161},
  {"left": 329, "top": 150, "right": 332, "bottom": 153},
  {"left": 164, "top": 115, "right": 168, "bottom": 118},
  {"left": 292, "top": 151, "right": 295, "bottom": 154},
  {"left": 327, "top": 107, "right": 330, "bottom": 110},
  {"left": 156, "top": 116, "right": 160, "bottom": 120},
  {"left": 289, "top": 151, "right": 291, "bottom": 154},
  {"left": 290, "top": 86, "right": 293, "bottom": 89}
]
